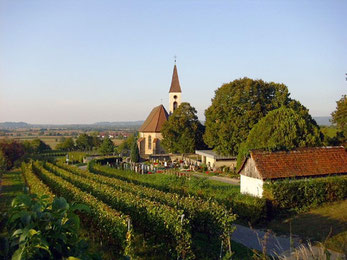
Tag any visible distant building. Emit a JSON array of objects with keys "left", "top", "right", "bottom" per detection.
[
  {"left": 238, "top": 147, "right": 347, "bottom": 198},
  {"left": 195, "top": 150, "right": 237, "bottom": 170},
  {"left": 138, "top": 64, "right": 182, "bottom": 155}
]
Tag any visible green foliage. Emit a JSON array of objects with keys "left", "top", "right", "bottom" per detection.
[
  {"left": 162, "top": 102, "right": 205, "bottom": 154},
  {"left": 331, "top": 95, "right": 347, "bottom": 143},
  {"left": 89, "top": 162, "right": 267, "bottom": 224},
  {"left": 204, "top": 78, "right": 289, "bottom": 156},
  {"left": 30, "top": 138, "right": 51, "bottom": 153},
  {"left": 130, "top": 139, "right": 140, "bottom": 163},
  {"left": 115, "top": 134, "right": 135, "bottom": 156},
  {"left": 98, "top": 137, "right": 115, "bottom": 155},
  {"left": 237, "top": 106, "right": 322, "bottom": 167},
  {"left": 0, "top": 150, "right": 7, "bottom": 171},
  {"left": 204, "top": 78, "right": 318, "bottom": 156},
  {"left": 43, "top": 162, "right": 195, "bottom": 258},
  {"left": 263, "top": 176, "right": 347, "bottom": 211},
  {"left": 67, "top": 152, "right": 86, "bottom": 164},
  {"left": 5, "top": 193, "right": 91, "bottom": 260},
  {"left": 22, "top": 163, "right": 54, "bottom": 201},
  {"left": 55, "top": 161, "right": 236, "bottom": 257},
  {"left": 75, "top": 134, "right": 93, "bottom": 151},
  {"left": 0, "top": 140, "right": 25, "bottom": 170},
  {"left": 56, "top": 137, "right": 75, "bottom": 151},
  {"left": 30, "top": 161, "right": 131, "bottom": 255}
]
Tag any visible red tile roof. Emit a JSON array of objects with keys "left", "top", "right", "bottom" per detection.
[
  {"left": 244, "top": 147, "right": 347, "bottom": 180},
  {"left": 169, "top": 65, "right": 182, "bottom": 93},
  {"left": 138, "top": 105, "right": 169, "bottom": 133}
]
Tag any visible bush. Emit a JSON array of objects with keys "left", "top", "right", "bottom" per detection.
[
  {"left": 4, "top": 193, "right": 92, "bottom": 260},
  {"left": 263, "top": 175, "right": 347, "bottom": 211}
]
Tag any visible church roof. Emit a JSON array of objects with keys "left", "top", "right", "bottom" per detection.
[
  {"left": 138, "top": 105, "right": 169, "bottom": 133},
  {"left": 169, "top": 65, "right": 182, "bottom": 93}
]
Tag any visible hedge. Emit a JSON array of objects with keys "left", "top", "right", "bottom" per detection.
[{"left": 263, "top": 175, "right": 347, "bottom": 211}]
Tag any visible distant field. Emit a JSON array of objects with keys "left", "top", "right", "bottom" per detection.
[
  {"left": 0, "top": 136, "right": 124, "bottom": 149},
  {"left": 0, "top": 136, "right": 65, "bottom": 149}
]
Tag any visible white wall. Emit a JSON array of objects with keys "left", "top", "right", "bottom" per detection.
[{"left": 240, "top": 175, "right": 264, "bottom": 198}]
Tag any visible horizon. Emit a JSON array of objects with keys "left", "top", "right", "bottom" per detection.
[{"left": 1, "top": 0, "right": 346, "bottom": 124}]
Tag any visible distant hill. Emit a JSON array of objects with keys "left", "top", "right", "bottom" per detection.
[
  {"left": 92, "top": 121, "right": 144, "bottom": 126},
  {"left": 0, "top": 122, "right": 31, "bottom": 129},
  {"left": 0, "top": 117, "right": 331, "bottom": 129},
  {"left": 313, "top": 116, "right": 332, "bottom": 126},
  {"left": 0, "top": 121, "right": 144, "bottom": 130}
]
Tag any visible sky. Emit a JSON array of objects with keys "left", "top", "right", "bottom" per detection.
[{"left": 0, "top": 0, "right": 346, "bottom": 124}]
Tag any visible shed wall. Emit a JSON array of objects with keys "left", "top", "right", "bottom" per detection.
[{"left": 240, "top": 175, "right": 264, "bottom": 198}]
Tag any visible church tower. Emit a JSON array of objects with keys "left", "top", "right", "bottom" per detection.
[{"left": 169, "top": 64, "right": 182, "bottom": 114}]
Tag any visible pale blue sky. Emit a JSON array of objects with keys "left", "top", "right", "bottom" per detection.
[{"left": 0, "top": 0, "right": 346, "bottom": 124}]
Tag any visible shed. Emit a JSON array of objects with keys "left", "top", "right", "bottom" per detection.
[
  {"left": 238, "top": 147, "right": 347, "bottom": 198},
  {"left": 195, "top": 150, "right": 237, "bottom": 170}
]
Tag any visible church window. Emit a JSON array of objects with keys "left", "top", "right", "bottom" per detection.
[
  {"left": 173, "top": 101, "right": 177, "bottom": 111},
  {"left": 174, "top": 95, "right": 177, "bottom": 99},
  {"left": 148, "top": 135, "right": 152, "bottom": 149}
]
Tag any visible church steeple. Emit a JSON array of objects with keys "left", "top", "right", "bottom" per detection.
[
  {"left": 169, "top": 63, "right": 182, "bottom": 114},
  {"left": 169, "top": 64, "right": 182, "bottom": 93}
]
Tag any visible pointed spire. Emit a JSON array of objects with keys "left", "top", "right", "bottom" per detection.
[{"left": 169, "top": 64, "right": 182, "bottom": 93}]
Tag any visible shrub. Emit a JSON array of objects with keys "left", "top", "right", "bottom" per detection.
[
  {"left": 5, "top": 194, "right": 92, "bottom": 260},
  {"left": 263, "top": 175, "right": 347, "bottom": 211}
]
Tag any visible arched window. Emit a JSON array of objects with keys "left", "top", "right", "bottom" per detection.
[
  {"left": 173, "top": 101, "right": 177, "bottom": 111},
  {"left": 148, "top": 135, "right": 152, "bottom": 150}
]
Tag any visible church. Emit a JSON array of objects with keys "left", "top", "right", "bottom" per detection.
[{"left": 137, "top": 64, "right": 182, "bottom": 155}]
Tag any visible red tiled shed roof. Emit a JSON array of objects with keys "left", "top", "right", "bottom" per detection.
[
  {"left": 138, "top": 105, "right": 169, "bottom": 133},
  {"left": 246, "top": 147, "right": 347, "bottom": 180}
]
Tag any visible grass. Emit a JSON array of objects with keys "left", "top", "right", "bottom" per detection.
[
  {"left": 266, "top": 199, "right": 347, "bottom": 254},
  {"left": 0, "top": 169, "right": 26, "bottom": 257},
  {"left": 0, "top": 170, "right": 25, "bottom": 216}
]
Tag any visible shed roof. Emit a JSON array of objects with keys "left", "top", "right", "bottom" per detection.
[
  {"left": 239, "top": 147, "right": 347, "bottom": 180},
  {"left": 138, "top": 105, "right": 169, "bottom": 133}
]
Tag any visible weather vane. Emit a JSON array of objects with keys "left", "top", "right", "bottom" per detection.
[
  {"left": 345, "top": 73, "right": 347, "bottom": 81},
  {"left": 174, "top": 55, "right": 177, "bottom": 64}
]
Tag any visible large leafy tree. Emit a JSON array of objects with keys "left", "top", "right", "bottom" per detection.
[
  {"left": 56, "top": 137, "right": 75, "bottom": 151},
  {"left": 75, "top": 134, "right": 93, "bottom": 151},
  {"left": 204, "top": 77, "right": 314, "bottom": 155},
  {"left": 161, "top": 102, "right": 205, "bottom": 154},
  {"left": 31, "top": 138, "right": 51, "bottom": 153},
  {"left": 331, "top": 95, "right": 347, "bottom": 142},
  {"left": 237, "top": 106, "right": 322, "bottom": 166},
  {"left": 99, "top": 137, "right": 115, "bottom": 155}
]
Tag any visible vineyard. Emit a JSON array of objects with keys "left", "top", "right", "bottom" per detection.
[{"left": 21, "top": 160, "right": 238, "bottom": 259}]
